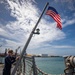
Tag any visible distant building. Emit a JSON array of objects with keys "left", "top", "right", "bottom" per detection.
[{"left": 41, "top": 54, "right": 48, "bottom": 57}]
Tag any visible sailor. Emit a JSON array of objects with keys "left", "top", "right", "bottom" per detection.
[{"left": 2, "top": 49, "right": 19, "bottom": 75}]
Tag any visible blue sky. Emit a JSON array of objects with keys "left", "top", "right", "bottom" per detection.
[{"left": 0, "top": 0, "right": 75, "bottom": 56}]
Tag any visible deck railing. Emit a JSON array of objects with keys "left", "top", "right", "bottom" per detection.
[{"left": 14, "top": 56, "right": 64, "bottom": 75}]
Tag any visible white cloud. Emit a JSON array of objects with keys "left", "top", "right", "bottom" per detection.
[
  {"left": 53, "top": 45, "right": 75, "bottom": 49},
  {"left": 0, "top": 0, "right": 65, "bottom": 53},
  {"left": 63, "top": 18, "right": 75, "bottom": 27}
]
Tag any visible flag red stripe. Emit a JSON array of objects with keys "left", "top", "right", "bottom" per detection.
[
  {"left": 46, "top": 10, "right": 61, "bottom": 22},
  {"left": 46, "top": 8, "right": 62, "bottom": 29},
  {"left": 46, "top": 10, "right": 62, "bottom": 27}
]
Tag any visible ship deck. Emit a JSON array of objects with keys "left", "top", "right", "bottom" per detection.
[{"left": 0, "top": 64, "right": 4, "bottom": 75}]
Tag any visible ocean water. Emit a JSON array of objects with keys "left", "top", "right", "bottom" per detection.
[
  {"left": 35, "top": 57, "right": 65, "bottom": 75},
  {"left": 0, "top": 57, "right": 65, "bottom": 74},
  {"left": 0, "top": 57, "right": 4, "bottom": 63}
]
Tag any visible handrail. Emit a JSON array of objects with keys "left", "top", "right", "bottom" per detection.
[{"left": 14, "top": 56, "right": 64, "bottom": 75}]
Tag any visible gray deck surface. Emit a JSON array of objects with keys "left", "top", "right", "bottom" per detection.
[{"left": 0, "top": 64, "right": 4, "bottom": 75}]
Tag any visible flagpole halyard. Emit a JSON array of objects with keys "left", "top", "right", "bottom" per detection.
[{"left": 11, "top": 2, "right": 49, "bottom": 75}]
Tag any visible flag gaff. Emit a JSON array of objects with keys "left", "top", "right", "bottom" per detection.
[{"left": 46, "top": 6, "right": 62, "bottom": 29}]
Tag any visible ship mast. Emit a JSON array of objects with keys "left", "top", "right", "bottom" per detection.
[{"left": 11, "top": 2, "right": 49, "bottom": 75}]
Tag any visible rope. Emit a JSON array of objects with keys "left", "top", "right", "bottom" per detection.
[{"left": 36, "top": 66, "right": 48, "bottom": 75}]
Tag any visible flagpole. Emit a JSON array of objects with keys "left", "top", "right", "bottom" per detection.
[{"left": 11, "top": 2, "right": 49, "bottom": 75}]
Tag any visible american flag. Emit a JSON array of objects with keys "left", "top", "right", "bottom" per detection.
[{"left": 46, "top": 6, "right": 62, "bottom": 29}]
